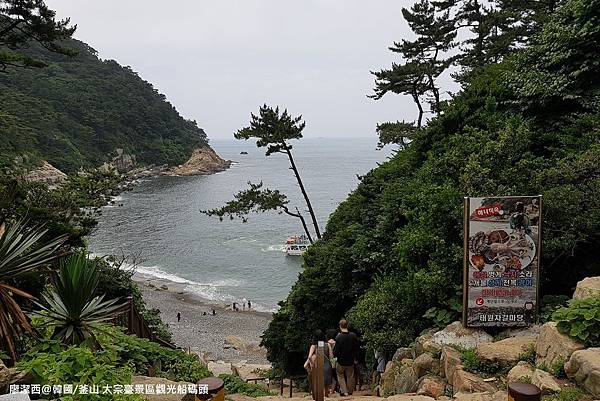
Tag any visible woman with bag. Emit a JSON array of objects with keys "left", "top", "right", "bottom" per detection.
[{"left": 303, "top": 329, "right": 334, "bottom": 397}]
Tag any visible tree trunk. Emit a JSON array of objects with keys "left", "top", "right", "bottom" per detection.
[
  {"left": 283, "top": 144, "right": 322, "bottom": 239},
  {"left": 283, "top": 206, "right": 314, "bottom": 244}
]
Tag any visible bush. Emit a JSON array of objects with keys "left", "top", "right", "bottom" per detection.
[
  {"left": 219, "top": 374, "right": 272, "bottom": 397},
  {"left": 17, "top": 343, "right": 143, "bottom": 401},
  {"left": 542, "top": 387, "right": 584, "bottom": 401},
  {"left": 460, "top": 348, "right": 510, "bottom": 376},
  {"left": 98, "top": 327, "right": 211, "bottom": 382},
  {"left": 552, "top": 295, "right": 600, "bottom": 346},
  {"left": 540, "top": 295, "right": 570, "bottom": 323}
]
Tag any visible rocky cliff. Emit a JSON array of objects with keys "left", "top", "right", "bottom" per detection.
[
  {"left": 165, "top": 147, "right": 231, "bottom": 176},
  {"left": 21, "top": 161, "right": 67, "bottom": 189}
]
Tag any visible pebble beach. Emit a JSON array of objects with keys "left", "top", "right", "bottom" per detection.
[{"left": 134, "top": 274, "right": 272, "bottom": 364}]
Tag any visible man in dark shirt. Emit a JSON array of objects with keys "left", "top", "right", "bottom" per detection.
[{"left": 333, "top": 319, "right": 358, "bottom": 396}]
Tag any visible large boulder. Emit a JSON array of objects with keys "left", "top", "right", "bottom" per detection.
[
  {"left": 413, "top": 353, "right": 440, "bottom": 378},
  {"left": 380, "top": 361, "right": 398, "bottom": 396},
  {"left": 207, "top": 361, "right": 233, "bottom": 377},
  {"left": 498, "top": 325, "right": 541, "bottom": 339},
  {"left": 476, "top": 337, "right": 537, "bottom": 364},
  {"left": 535, "top": 322, "right": 585, "bottom": 367},
  {"left": 416, "top": 375, "right": 447, "bottom": 398},
  {"left": 564, "top": 348, "right": 600, "bottom": 397},
  {"left": 432, "top": 322, "right": 493, "bottom": 349},
  {"left": 531, "top": 369, "right": 561, "bottom": 394},
  {"left": 224, "top": 335, "right": 246, "bottom": 350},
  {"left": 572, "top": 277, "right": 600, "bottom": 300},
  {"left": 452, "top": 370, "right": 495, "bottom": 395},
  {"left": 394, "top": 365, "right": 420, "bottom": 394},
  {"left": 440, "top": 346, "right": 463, "bottom": 382},
  {"left": 394, "top": 347, "right": 416, "bottom": 363},
  {"left": 506, "top": 362, "right": 534, "bottom": 383},
  {"left": 416, "top": 331, "right": 443, "bottom": 355}
]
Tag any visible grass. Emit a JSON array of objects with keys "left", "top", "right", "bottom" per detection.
[
  {"left": 461, "top": 348, "right": 511, "bottom": 376},
  {"left": 542, "top": 387, "right": 584, "bottom": 401}
]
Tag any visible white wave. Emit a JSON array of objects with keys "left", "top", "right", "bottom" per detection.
[
  {"left": 262, "top": 244, "right": 287, "bottom": 253},
  {"left": 89, "top": 252, "right": 277, "bottom": 312}
]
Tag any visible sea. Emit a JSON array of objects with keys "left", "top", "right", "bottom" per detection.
[{"left": 89, "top": 137, "right": 393, "bottom": 312}]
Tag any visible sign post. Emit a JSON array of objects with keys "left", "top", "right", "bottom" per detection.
[{"left": 463, "top": 196, "right": 542, "bottom": 327}]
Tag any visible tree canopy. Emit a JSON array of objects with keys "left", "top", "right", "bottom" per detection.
[{"left": 261, "top": 0, "right": 600, "bottom": 374}]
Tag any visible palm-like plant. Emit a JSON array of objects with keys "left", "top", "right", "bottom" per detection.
[
  {"left": 35, "top": 252, "right": 126, "bottom": 346},
  {"left": 0, "top": 221, "right": 67, "bottom": 361}
]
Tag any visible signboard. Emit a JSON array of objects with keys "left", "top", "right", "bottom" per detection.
[{"left": 463, "top": 196, "right": 542, "bottom": 327}]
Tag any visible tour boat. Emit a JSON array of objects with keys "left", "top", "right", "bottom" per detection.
[{"left": 285, "top": 235, "right": 310, "bottom": 256}]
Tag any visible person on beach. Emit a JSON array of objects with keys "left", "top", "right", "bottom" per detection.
[
  {"left": 177, "top": 312, "right": 181, "bottom": 322},
  {"left": 333, "top": 319, "right": 359, "bottom": 396},
  {"left": 212, "top": 308, "right": 216, "bottom": 316},
  {"left": 303, "top": 329, "right": 333, "bottom": 397},
  {"left": 243, "top": 298, "right": 247, "bottom": 310}
]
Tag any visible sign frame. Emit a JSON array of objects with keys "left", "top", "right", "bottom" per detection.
[{"left": 462, "top": 196, "right": 543, "bottom": 328}]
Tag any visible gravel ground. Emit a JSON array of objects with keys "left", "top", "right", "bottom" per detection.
[{"left": 135, "top": 275, "right": 272, "bottom": 364}]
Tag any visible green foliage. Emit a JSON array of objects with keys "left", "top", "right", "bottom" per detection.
[
  {"left": 0, "top": 169, "right": 123, "bottom": 247},
  {"left": 16, "top": 342, "right": 143, "bottom": 401},
  {"left": 460, "top": 348, "right": 510, "bottom": 376},
  {"left": 0, "top": 220, "right": 66, "bottom": 360},
  {"left": 0, "top": 38, "right": 208, "bottom": 173},
  {"left": 542, "top": 387, "right": 584, "bottom": 401},
  {"left": 540, "top": 295, "right": 570, "bottom": 323},
  {"left": 34, "top": 252, "right": 125, "bottom": 346},
  {"left": 95, "top": 256, "right": 173, "bottom": 343},
  {"left": 219, "top": 374, "right": 272, "bottom": 397},
  {"left": 552, "top": 296, "right": 600, "bottom": 346},
  {"left": 98, "top": 327, "right": 211, "bottom": 383},
  {"left": 518, "top": 345, "right": 536, "bottom": 366},
  {"left": 262, "top": 0, "right": 600, "bottom": 374},
  {"left": 0, "top": 0, "right": 76, "bottom": 70},
  {"left": 538, "top": 358, "right": 566, "bottom": 379}
]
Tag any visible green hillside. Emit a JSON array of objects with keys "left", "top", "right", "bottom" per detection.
[
  {"left": 0, "top": 39, "right": 208, "bottom": 173},
  {"left": 261, "top": 0, "right": 600, "bottom": 374}
]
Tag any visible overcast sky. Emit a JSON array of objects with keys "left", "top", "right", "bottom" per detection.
[{"left": 46, "top": 1, "right": 455, "bottom": 140}]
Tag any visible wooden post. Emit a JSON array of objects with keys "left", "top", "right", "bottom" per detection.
[
  {"left": 312, "top": 342, "right": 324, "bottom": 401},
  {"left": 126, "top": 296, "right": 134, "bottom": 334},
  {"left": 289, "top": 378, "right": 293, "bottom": 398},
  {"left": 280, "top": 377, "right": 284, "bottom": 395}
]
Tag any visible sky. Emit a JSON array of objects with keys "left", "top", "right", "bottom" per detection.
[{"left": 46, "top": 0, "right": 457, "bottom": 140}]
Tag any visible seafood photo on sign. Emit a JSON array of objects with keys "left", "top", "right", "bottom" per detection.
[{"left": 465, "top": 196, "right": 541, "bottom": 327}]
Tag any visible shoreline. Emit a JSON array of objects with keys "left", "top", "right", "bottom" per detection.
[{"left": 133, "top": 273, "right": 272, "bottom": 365}]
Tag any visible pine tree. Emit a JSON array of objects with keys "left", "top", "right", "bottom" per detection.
[{"left": 0, "top": 0, "right": 76, "bottom": 70}]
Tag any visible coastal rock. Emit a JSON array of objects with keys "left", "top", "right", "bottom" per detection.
[
  {"left": 432, "top": 322, "right": 493, "bottom": 350},
  {"left": 416, "top": 375, "right": 446, "bottom": 398},
  {"left": 531, "top": 369, "right": 561, "bottom": 394},
  {"left": 112, "top": 149, "right": 137, "bottom": 172},
  {"left": 21, "top": 161, "right": 67, "bottom": 188},
  {"left": 476, "top": 336, "right": 537, "bottom": 364},
  {"left": 231, "top": 363, "right": 271, "bottom": 380},
  {"left": 452, "top": 370, "right": 495, "bottom": 395},
  {"left": 224, "top": 335, "right": 246, "bottom": 350},
  {"left": 572, "top": 277, "right": 600, "bottom": 300},
  {"left": 413, "top": 353, "right": 440, "bottom": 378},
  {"left": 160, "top": 284, "right": 169, "bottom": 291},
  {"left": 506, "top": 361, "right": 534, "bottom": 383},
  {"left": 441, "top": 346, "right": 463, "bottom": 382},
  {"left": 166, "top": 147, "right": 231, "bottom": 176},
  {"left": 132, "top": 376, "right": 194, "bottom": 401},
  {"left": 535, "top": 322, "right": 585, "bottom": 367},
  {"left": 207, "top": 361, "right": 233, "bottom": 377},
  {"left": 564, "top": 348, "right": 600, "bottom": 397}
]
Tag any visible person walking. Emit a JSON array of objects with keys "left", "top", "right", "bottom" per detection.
[
  {"left": 176, "top": 312, "right": 181, "bottom": 322},
  {"left": 333, "top": 319, "right": 358, "bottom": 396},
  {"left": 247, "top": 300, "right": 252, "bottom": 309},
  {"left": 303, "top": 329, "right": 333, "bottom": 397},
  {"left": 326, "top": 329, "right": 339, "bottom": 393}
]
